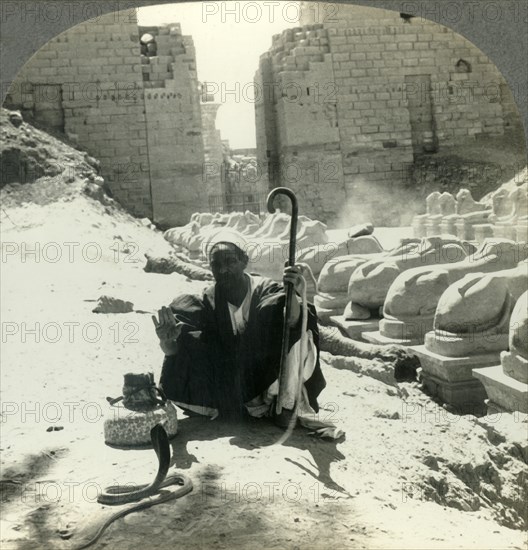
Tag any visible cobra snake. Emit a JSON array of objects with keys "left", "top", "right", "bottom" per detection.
[{"left": 71, "top": 424, "right": 192, "bottom": 550}]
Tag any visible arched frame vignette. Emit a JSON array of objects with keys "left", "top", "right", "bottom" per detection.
[
  {"left": 0, "top": 1, "right": 526, "bottom": 537},
  {"left": 1, "top": 0, "right": 527, "bottom": 150}
]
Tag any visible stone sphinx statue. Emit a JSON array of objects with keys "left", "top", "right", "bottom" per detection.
[
  {"left": 315, "top": 249, "right": 382, "bottom": 321},
  {"left": 474, "top": 188, "right": 511, "bottom": 242},
  {"left": 345, "top": 236, "right": 473, "bottom": 320},
  {"left": 245, "top": 214, "right": 331, "bottom": 281},
  {"left": 223, "top": 212, "right": 244, "bottom": 228},
  {"left": 501, "top": 290, "right": 528, "bottom": 384},
  {"left": 514, "top": 184, "right": 528, "bottom": 242},
  {"left": 314, "top": 238, "right": 423, "bottom": 321},
  {"left": 238, "top": 210, "right": 261, "bottom": 235},
  {"left": 276, "top": 215, "right": 328, "bottom": 246},
  {"left": 250, "top": 211, "right": 291, "bottom": 240},
  {"left": 473, "top": 291, "right": 528, "bottom": 413},
  {"left": 218, "top": 210, "right": 260, "bottom": 235},
  {"left": 412, "top": 192, "right": 441, "bottom": 238},
  {"left": 192, "top": 213, "right": 254, "bottom": 258},
  {"left": 295, "top": 234, "right": 382, "bottom": 304},
  {"left": 164, "top": 220, "right": 201, "bottom": 256},
  {"left": 190, "top": 212, "right": 214, "bottom": 227},
  {"left": 211, "top": 212, "right": 230, "bottom": 226},
  {"left": 455, "top": 188, "right": 490, "bottom": 216},
  {"left": 492, "top": 183, "right": 528, "bottom": 241},
  {"left": 164, "top": 211, "right": 257, "bottom": 260},
  {"left": 425, "top": 192, "right": 456, "bottom": 236},
  {"left": 440, "top": 188, "right": 492, "bottom": 239},
  {"left": 381, "top": 239, "right": 528, "bottom": 343},
  {"left": 297, "top": 234, "right": 383, "bottom": 281},
  {"left": 425, "top": 259, "right": 528, "bottom": 357},
  {"left": 490, "top": 188, "right": 512, "bottom": 221}
]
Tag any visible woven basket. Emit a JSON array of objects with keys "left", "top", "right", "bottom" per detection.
[{"left": 104, "top": 400, "right": 178, "bottom": 448}]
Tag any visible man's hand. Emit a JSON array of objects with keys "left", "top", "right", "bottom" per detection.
[
  {"left": 283, "top": 265, "right": 306, "bottom": 326},
  {"left": 283, "top": 265, "right": 306, "bottom": 295},
  {"left": 152, "top": 306, "right": 183, "bottom": 355}
]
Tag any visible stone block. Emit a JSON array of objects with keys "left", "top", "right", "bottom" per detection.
[
  {"left": 473, "top": 224, "right": 494, "bottom": 242},
  {"left": 421, "top": 371, "right": 488, "bottom": 414},
  {"left": 348, "top": 52, "right": 367, "bottom": 61},
  {"left": 329, "top": 315, "right": 380, "bottom": 342},
  {"left": 361, "top": 35, "right": 379, "bottom": 44},
  {"left": 405, "top": 50, "right": 424, "bottom": 59},
  {"left": 377, "top": 316, "right": 434, "bottom": 345},
  {"left": 354, "top": 100, "right": 371, "bottom": 110},
  {"left": 38, "top": 50, "right": 59, "bottom": 59},
  {"left": 349, "top": 69, "right": 366, "bottom": 78},
  {"left": 413, "top": 42, "right": 430, "bottom": 50},
  {"left": 39, "top": 68, "right": 59, "bottom": 77},
  {"left": 333, "top": 52, "right": 349, "bottom": 61},
  {"left": 413, "top": 344, "right": 500, "bottom": 383},
  {"left": 473, "top": 365, "right": 528, "bottom": 413},
  {"left": 361, "top": 125, "right": 379, "bottom": 134},
  {"left": 32, "top": 58, "right": 52, "bottom": 68}
]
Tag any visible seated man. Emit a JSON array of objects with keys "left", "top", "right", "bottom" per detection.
[{"left": 152, "top": 231, "right": 326, "bottom": 424}]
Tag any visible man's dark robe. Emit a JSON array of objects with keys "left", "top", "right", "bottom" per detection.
[{"left": 159, "top": 275, "right": 326, "bottom": 418}]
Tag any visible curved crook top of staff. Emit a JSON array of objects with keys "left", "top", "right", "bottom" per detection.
[
  {"left": 266, "top": 187, "right": 298, "bottom": 267},
  {"left": 266, "top": 187, "right": 298, "bottom": 216}
]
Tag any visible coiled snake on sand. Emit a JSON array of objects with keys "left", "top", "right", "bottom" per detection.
[{"left": 70, "top": 424, "right": 192, "bottom": 550}]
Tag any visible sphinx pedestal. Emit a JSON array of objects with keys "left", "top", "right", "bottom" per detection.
[
  {"left": 455, "top": 216, "right": 491, "bottom": 241},
  {"left": 473, "top": 366, "right": 528, "bottom": 414},
  {"left": 440, "top": 217, "right": 457, "bottom": 236},
  {"left": 493, "top": 224, "right": 517, "bottom": 241},
  {"left": 473, "top": 224, "right": 494, "bottom": 243},
  {"left": 414, "top": 324, "right": 510, "bottom": 412},
  {"left": 329, "top": 315, "right": 380, "bottom": 342},
  {"left": 413, "top": 344, "right": 494, "bottom": 414},
  {"left": 515, "top": 222, "right": 527, "bottom": 242},
  {"left": 314, "top": 291, "right": 349, "bottom": 325},
  {"left": 366, "top": 316, "right": 435, "bottom": 346},
  {"left": 425, "top": 217, "right": 442, "bottom": 237}
]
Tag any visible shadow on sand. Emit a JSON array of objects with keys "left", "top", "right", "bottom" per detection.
[{"left": 170, "top": 414, "right": 350, "bottom": 497}]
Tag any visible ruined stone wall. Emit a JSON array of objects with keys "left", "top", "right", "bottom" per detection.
[
  {"left": 5, "top": 11, "right": 210, "bottom": 227},
  {"left": 255, "top": 25, "right": 347, "bottom": 222},
  {"left": 5, "top": 10, "right": 152, "bottom": 217},
  {"left": 299, "top": 4, "right": 513, "bottom": 145},
  {"left": 256, "top": 3, "right": 523, "bottom": 226},
  {"left": 138, "top": 23, "right": 206, "bottom": 227}
]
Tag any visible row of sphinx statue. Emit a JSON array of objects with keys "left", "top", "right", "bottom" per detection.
[{"left": 412, "top": 183, "right": 527, "bottom": 242}]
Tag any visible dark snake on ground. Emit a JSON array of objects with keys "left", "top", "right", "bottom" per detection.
[{"left": 68, "top": 424, "right": 192, "bottom": 550}]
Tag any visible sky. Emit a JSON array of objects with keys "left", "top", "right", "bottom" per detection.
[{"left": 138, "top": 2, "right": 302, "bottom": 149}]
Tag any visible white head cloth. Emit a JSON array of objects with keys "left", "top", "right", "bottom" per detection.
[{"left": 203, "top": 228, "right": 248, "bottom": 260}]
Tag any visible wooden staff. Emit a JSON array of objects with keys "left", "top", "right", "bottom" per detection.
[{"left": 266, "top": 187, "right": 299, "bottom": 414}]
